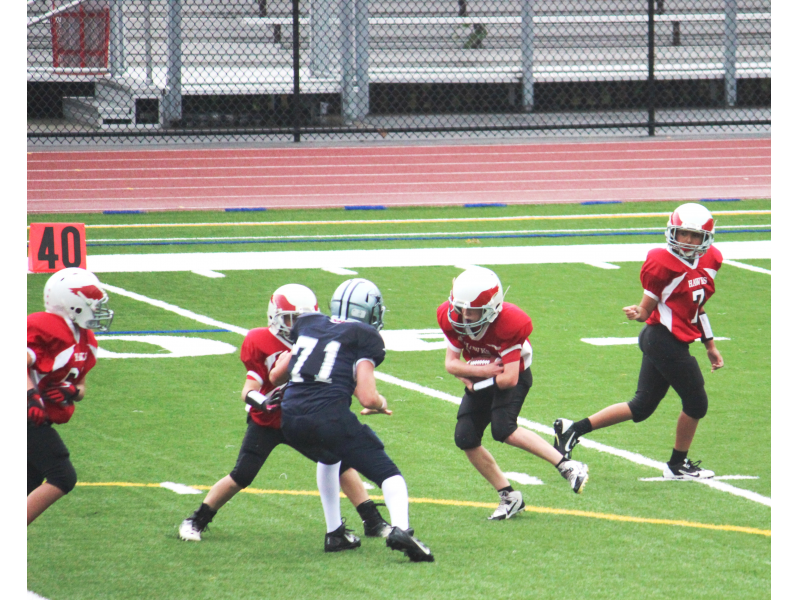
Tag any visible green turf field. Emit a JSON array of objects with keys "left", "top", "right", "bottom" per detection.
[{"left": 27, "top": 200, "right": 770, "bottom": 600}]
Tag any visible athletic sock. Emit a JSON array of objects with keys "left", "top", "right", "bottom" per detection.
[
  {"left": 192, "top": 503, "right": 217, "bottom": 529},
  {"left": 381, "top": 474, "right": 410, "bottom": 530},
  {"left": 356, "top": 499, "right": 381, "bottom": 521},
  {"left": 316, "top": 462, "right": 343, "bottom": 533},
  {"left": 498, "top": 485, "right": 514, "bottom": 496},
  {"left": 669, "top": 449, "right": 688, "bottom": 466},
  {"left": 572, "top": 418, "right": 594, "bottom": 437}
]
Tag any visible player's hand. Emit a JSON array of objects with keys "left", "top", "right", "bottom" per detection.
[
  {"left": 42, "top": 382, "right": 79, "bottom": 405},
  {"left": 360, "top": 394, "right": 392, "bottom": 416},
  {"left": 27, "top": 389, "right": 46, "bottom": 426},
  {"left": 623, "top": 305, "right": 642, "bottom": 320},
  {"left": 456, "top": 376, "right": 475, "bottom": 392},
  {"left": 477, "top": 360, "right": 504, "bottom": 378},
  {"left": 707, "top": 347, "right": 724, "bottom": 371}
]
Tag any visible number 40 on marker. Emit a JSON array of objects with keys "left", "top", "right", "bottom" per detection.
[{"left": 28, "top": 223, "right": 87, "bottom": 273}]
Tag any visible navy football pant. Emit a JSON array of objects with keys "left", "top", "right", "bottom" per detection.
[
  {"left": 230, "top": 416, "right": 352, "bottom": 489},
  {"left": 281, "top": 406, "right": 401, "bottom": 488}
]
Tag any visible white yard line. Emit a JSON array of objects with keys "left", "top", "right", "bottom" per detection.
[{"left": 725, "top": 259, "right": 772, "bottom": 274}]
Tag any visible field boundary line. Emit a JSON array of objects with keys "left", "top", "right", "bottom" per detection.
[{"left": 96, "top": 282, "right": 770, "bottom": 508}]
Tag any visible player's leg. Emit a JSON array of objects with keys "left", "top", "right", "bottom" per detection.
[
  {"left": 648, "top": 335, "right": 713, "bottom": 479},
  {"left": 319, "top": 411, "right": 434, "bottom": 562},
  {"left": 339, "top": 467, "right": 391, "bottom": 537},
  {"left": 554, "top": 325, "right": 670, "bottom": 458},
  {"left": 27, "top": 422, "right": 77, "bottom": 525},
  {"left": 179, "top": 418, "right": 281, "bottom": 541}
]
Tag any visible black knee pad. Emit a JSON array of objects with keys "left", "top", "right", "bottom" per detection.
[
  {"left": 491, "top": 420, "right": 517, "bottom": 443},
  {"left": 229, "top": 452, "right": 263, "bottom": 489},
  {"left": 627, "top": 395, "right": 659, "bottom": 423},
  {"left": 47, "top": 458, "right": 77, "bottom": 494},
  {"left": 454, "top": 416, "right": 482, "bottom": 450},
  {"left": 681, "top": 392, "right": 708, "bottom": 420}
]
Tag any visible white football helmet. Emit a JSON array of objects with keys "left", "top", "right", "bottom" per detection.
[
  {"left": 268, "top": 284, "right": 319, "bottom": 341},
  {"left": 330, "top": 278, "right": 386, "bottom": 331},
  {"left": 44, "top": 267, "right": 114, "bottom": 331},
  {"left": 448, "top": 267, "right": 504, "bottom": 340},
  {"left": 666, "top": 203, "right": 715, "bottom": 259}
]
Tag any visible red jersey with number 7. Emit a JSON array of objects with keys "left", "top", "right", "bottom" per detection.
[{"left": 641, "top": 246, "right": 723, "bottom": 343}]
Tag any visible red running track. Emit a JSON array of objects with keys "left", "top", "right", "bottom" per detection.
[{"left": 27, "top": 138, "right": 771, "bottom": 213}]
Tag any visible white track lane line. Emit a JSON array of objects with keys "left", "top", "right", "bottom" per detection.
[
  {"left": 27, "top": 142, "right": 770, "bottom": 166},
  {"left": 28, "top": 161, "right": 771, "bottom": 181}
]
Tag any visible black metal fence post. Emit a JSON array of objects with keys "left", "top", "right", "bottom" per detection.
[
  {"left": 292, "top": 0, "right": 301, "bottom": 143},
  {"left": 647, "top": 0, "right": 656, "bottom": 136}
]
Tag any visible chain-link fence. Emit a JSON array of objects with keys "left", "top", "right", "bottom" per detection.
[{"left": 27, "top": 0, "right": 770, "bottom": 144}]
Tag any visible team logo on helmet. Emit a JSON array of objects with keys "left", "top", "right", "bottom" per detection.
[{"left": 70, "top": 285, "right": 105, "bottom": 301}]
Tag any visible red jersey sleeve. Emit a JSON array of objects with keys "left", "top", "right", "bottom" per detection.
[
  {"left": 240, "top": 331, "right": 269, "bottom": 387},
  {"left": 493, "top": 305, "right": 533, "bottom": 366},
  {"left": 640, "top": 249, "right": 676, "bottom": 301}
]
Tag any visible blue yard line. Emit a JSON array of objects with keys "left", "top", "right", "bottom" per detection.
[
  {"left": 344, "top": 205, "right": 387, "bottom": 210},
  {"left": 581, "top": 200, "right": 623, "bottom": 205},
  {"left": 103, "top": 210, "right": 146, "bottom": 214},
  {"left": 85, "top": 229, "right": 771, "bottom": 248},
  {"left": 464, "top": 203, "right": 507, "bottom": 208},
  {"left": 701, "top": 198, "right": 742, "bottom": 202},
  {"left": 95, "top": 329, "right": 232, "bottom": 335},
  {"left": 225, "top": 207, "right": 267, "bottom": 212}
]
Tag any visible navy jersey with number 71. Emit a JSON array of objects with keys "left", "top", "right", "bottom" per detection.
[{"left": 281, "top": 312, "right": 386, "bottom": 413}]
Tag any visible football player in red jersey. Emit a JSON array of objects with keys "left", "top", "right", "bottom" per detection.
[
  {"left": 437, "top": 267, "right": 589, "bottom": 521},
  {"left": 554, "top": 203, "right": 723, "bottom": 480},
  {"left": 179, "top": 284, "right": 389, "bottom": 544},
  {"left": 27, "top": 267, "right": 114, "bottom": 525}
]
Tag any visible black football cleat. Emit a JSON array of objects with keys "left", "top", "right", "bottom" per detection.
[
  {"left": 324, "top": 519, "right": 361, "bottom": 553},
  {"left": 386, "top": 526, "right": 434, "bottom": 562},
  {"left": 553, "top": 418, "right": 580, "bottom": 459}
]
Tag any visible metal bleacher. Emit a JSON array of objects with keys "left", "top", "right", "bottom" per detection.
[{"left": 27, "top": 0, "right": 771, "bottom": 129}]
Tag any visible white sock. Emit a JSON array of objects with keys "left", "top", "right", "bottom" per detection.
[
  {"left": 317, "top": 462, "right": 342, "bottom": 533},
  {"left": 381, "top": 474, "right": 409, "bottom": 530}
]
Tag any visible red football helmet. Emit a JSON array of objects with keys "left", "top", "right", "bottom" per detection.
[
  {"left": 666, "top": 203, "right": 715, "bottom": 259},
  {"left": 267, "top": 284, "right": 319, "bottom": 341},
  {"left": 448, "top": 267, "right": 504, "bottom": 340},
  {"left": 44, "top": 267, "right": 114, "bottom": 331}
]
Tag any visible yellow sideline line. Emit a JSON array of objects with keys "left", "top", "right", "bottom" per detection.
[
  {"left": 26, "top": 210, "right": 770, "bottom": 230},
  {"left": 75, "top": 482, "right": 770, "bottom": 537}
]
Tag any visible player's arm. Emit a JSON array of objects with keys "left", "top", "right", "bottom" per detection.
[
  {"left": 444, "top": 347, "right": 504, "bottom": 379},
  {"left": 269, "top": 351, "right": 291, "bottom": 386},
  {"left": 354, "top": 360, "right": 392, "bottom": 415},
  {"left": 495, "top": 358, "right": 519, "bottom": 389},
  {"left": 698, "top": 308, "right": 724, "bottom": 371},
  {"left": 623, "top": 293, "right": 658, "bottom": 322},
  {"left": 27, "top": 352, "right": 46, "bottom": 425}
]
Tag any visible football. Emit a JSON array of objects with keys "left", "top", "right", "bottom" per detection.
[{"left": 465, "top": 359, "right": 492, "bottom": 382}]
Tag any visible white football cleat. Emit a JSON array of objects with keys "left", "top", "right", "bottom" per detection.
[
  {"left": 663, "top": 458, "right": 714, "bottom": 480},
  {"left": 558, "top": 459, "right": 589, "bottom": 494},
  {"left": 179, "top": 518, "right": 203, "bottom": 542},
  {"left": 488, "top": 490, "right": 525, "bottom": 520}
]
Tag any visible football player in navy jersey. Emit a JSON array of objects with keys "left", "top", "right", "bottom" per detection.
[
  {"left": 278, "top": 279, "right": 434, "bottom": 562},
  {"left": 179, "top": 284, "right": 389, "bottom": 545},
  {"left": 438, "top": 267, "right": 589, "bottom": 522},
  {"left": 554, "top": 203, "right": 723, "bottom": 480},
  {"left": 27, "top": 268, "right": 114, "bottom": 525}
]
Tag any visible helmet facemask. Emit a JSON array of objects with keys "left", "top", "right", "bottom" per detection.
[
  {"left": 74, "top": 291, "right": 114, "bottom": 332},
  {"left": 330, "top": 279, "right": 386, "bottom": 331},
  {"left": 665, "top": 203, "right": 715, "bottom": 260}
]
